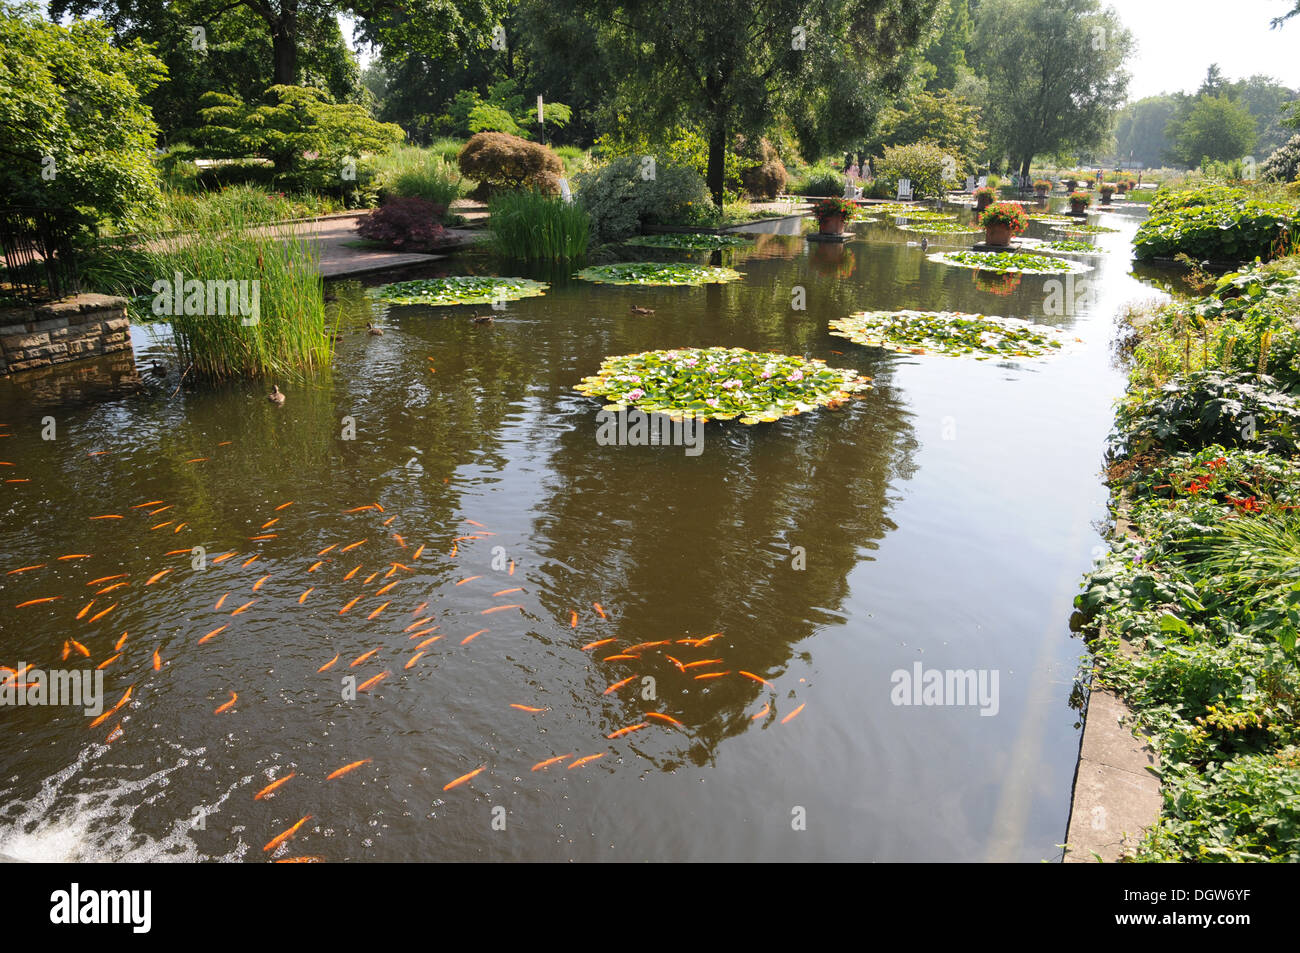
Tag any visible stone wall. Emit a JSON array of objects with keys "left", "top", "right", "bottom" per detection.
[{"left": 0, "top": 294, "right": 131, "bottom": 376}]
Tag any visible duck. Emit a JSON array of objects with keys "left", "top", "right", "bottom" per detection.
[
  {"left": 630, "top": 305, "right": 655, "bottom": 315},
  {"left": 268, "top": 385, "right": 285, "bottom": 406},
  {"left": 921, "top": 237, "right": 930, "bottom": 252},
  {"left": 470, "top": 311, "right": 493, "bottom": 325},
  {"left": 367, "top": 322, "right": 384, "bottom": 335}
]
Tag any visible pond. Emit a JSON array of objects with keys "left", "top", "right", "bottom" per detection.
[{"left": 0, "top": 198, "right": 1167, "bottom": 861}]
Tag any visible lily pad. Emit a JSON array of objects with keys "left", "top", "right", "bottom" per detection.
[
  {"left": 1039, "top": 239, "right": 1105, "bottom": 254},
  {"left": 574, "top": 262, "right": 743, "bottom": 286},
  {"left": 893, "top": 209, "right": 958, "bottom": 222},
  {"left": 371, "top": 276, "right": 548, "bottom": 306},
  {"left": 896, "top": 222, "right": 983, "bottom": 235},
  {"left": 624, "top": 233, "right": 753, "bottom": 250},
  {"left": 828, "top": 309, "right": 1069, "bottom": 360},
  {"left": 1027, "top": 214, "right": 1078, "bottom": 223},
  {"left": 574, "top": 346, "right": 871, "bottom": 424},
  {"left": 927, "top": 250, "right": 1092, "bottom": 275},
  {"left": 1050, "top": 223, "right": 1120, "bottom": 235}
]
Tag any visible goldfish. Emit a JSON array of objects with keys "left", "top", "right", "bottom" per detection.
[
  {"left": 254, "top": 773, "right": 295, "bottom": 800},
  {"left": 493, "top": 588, "right": 523, "bottom": 597},
  {"left": 455, "top": 576, "right": 481, "bottom": 586},
  {"left": 695, "top": 633, "right": 724, "bottom": 646},
  {"left": 185, "top": 457, "right": 208, "bottom": 464},
  {"left": 365, "top": 601, "right": 390, "bottom": 620},
  {"left": 317, "top": 654, "right": 339, "bottom": 673},
  {"left": 274, "top": 857, "right": 322, "bottom": 863},
  {"left": 375, "top": 581, "right": 397, "bottom": 596},
  {"left": 602, "top": 654, "right": 638, "bottom": 662},
  {"left": 261, "top": 518, "right": 280, "bottom": 529},
  {"left": 350, "top": 649, "right": 379, "bottom": 667},
  {"left": 681, "top": 659, "right": 723, "bottom": 669},
  {"left": 530, "top": 754, "right": 574, "bottom": 772},
  {"left": 57, "top": 554, "right": 91, "bottom": 561},
  {"left": 460, "top": 629, "right": 488, "bottom": 645},
  {"left": 404, "top": 651, "right": 426, "bottom": 670},
  {"left": 96, "top": 582, "right": 128, "bottom": 594},
  {"left": 199, "top": 625, "right": 227, "bottom": 645},
  {"left": 343, "top": 565, "right": 361, "bottom": 581},
  {"left": 96, "top": 654, "right": 120, "bottom": 670},
  {"left": 132, "top": 500, "right": 165, "bottom": 509},
  {"left": 508, "top": 560, "right": 514, "bottom": 576},
  {"left": 263, "top": 815, "right": 312, "bottom": 853},
  {"left": 248, "top": 533, "right": 276, "bottom": 541},
  {"left": 241, "top": 555, "right": 259, "bottom": 568},
  {"left": 252, "top": 574, "right": 271, "bottom": 592},
  {"left": 644, "top": 712, "right": 684, "bottom": 728},
  {"left": 174, "top": 523, "right": 190, "bottom": 534},
  {"left": 148, "top": 505, "right": 172, "bottom": 515},
  {"left": 76, "top": 601, "right": 95, "bottom": 620},
  {"left": 145, "top": 568, "right": 172, "bottom": 586},
  {"left": 61, "top": 642, "right": 70, "bottom": 661},
  {"left": 297, "top": 588, "right": 314, "bottom": 604},
  {"left": 89, "top": 685, "right": 132, "bottom": 728},
  {"left": 230, "top": 600, "right": 256, "bottom": 616},
  {"left": 363, "top": 571, "right": 379, "bottom": 585},
  {"left": 115, "top": 632, "right": 128, "bottom": 651},
  {"left": 339, "top": 539, "right": 366, "bottom": 553},
  {"left": 781, "top": 703, "right": 805, "bottom": 724},
  {"left": 90, "top": 514, "right": 123, "bottom": 520},
  {"left": 274, "top": 501, "right": 294, "bottom": 511},
  {"left": 448, "top": 544, "right": 458, "bottom": 557},
  {"left": 624, "top": 641, "right": 671, "bottom": 653},
  {"left": 307, "top": 560, "right": 325, "bottom": 573},
  {"left": 693, "top": 672, "right": 728, "bottom": 681},
  {"left": 87, "top": 574, "right": 127, "bottom": 585},
  {"left": 215, "top": 592, "right": 230, "bottom": 610},
  {"left": 317, "top": 544, "right": 337, "bottom": 556},
  {"left": 405, "top": 618, "right": 434, "bottom": 632},
  {"left": 382, "top": 516, "right": 396, "bottom": 527},
  {"left": 411, "top": 544, "right": 425, "bottom": 560},
  {"left": 152, "top": 649, "right": 162, "bottom": 671},
  {"left": 752, "top": 704, "right": 770, "bottom": 721},
  {"left": 342, "top": 505, "right": 376, "bottom": 513},
  {"left": 326, "top": 760, "right": 372, "bottom": 780},
  {"left": 407, "top": 626, "right": 438, "bottom": 640},
  {"left": 569, "top": 610, "right": 578, "bottom": 628},
  {"left": 480, "top": 604, "right": 521, "bottom": 615},
  {"left": 464, "top": 519, "right": 486, "bottom": 528},
  {"left": 211, "top": 552, "right": 237, "bottom": 564},
  {"left": 87, "top": 603, "right": 117, "bottom": 623},
  {"left": 357, "top": 671, "right": 389, "bottom": 693},
  {"left": 163, "top": 549, "right": 190, "bottom": 556},
  {"left": 412, "top": 602, "right": 428, "bottom": 616},
  {"left": 339, "top": 596, "right": 362, "bottom": 615},
  {"left": 603, "top": 676, "right": 637, "bottom": 696},
  {"left": 607, "top": 723, "right": 647, "bottom": 739},
  {"left": 739, "top": 671, "right": 775, "bottom": 689},
  {"left": 413, "top": 635, "right": 442, "bottom": 650},
  {"left": 592, "top": 603, "right": 607, "bottom": 619},
  {"left": 442, "top": 765, "right": 486, "bottom": 791},
  {"left": 16, "top": 597, "right": 59, "bottom": 607},
  {"left": 214, "top": 691, "right": 237, "bottom": 714},
  {"left": 69, "top": 639, "right": 90, "bottom": 657},
  {"left": 509, "top": 704, "right": 548, "bottom": 713},
  {"left": 582, "top": 639, "right": 616, "bottom": 652},
  {"left": 105, "top": 723, "right": 124, "bottom": 744},
  {"left": 392, "top": 533, "right": 406, "bottom": 548},
  {"left": 566, "top": 754, "right": 605, "bottom": 770}
]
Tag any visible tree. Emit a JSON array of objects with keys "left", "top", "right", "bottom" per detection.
[
  {"left": 535, "top": 0, "right": 942, "bottom": 206},
  {"left": 972, "top": 0, "right": 1133, "bottom": 176},
  {"left": 0, "top": 4, "right": 164, "bottom": 227},
  {"left": 1165, "top": 94, "right": 1257, "bottom": 167},
  {"left": 1113, "top": 95, "right": 1178, "bottom": 168},
  {"left": 868, "top": 88, "right": 985, "bottom": 171}
]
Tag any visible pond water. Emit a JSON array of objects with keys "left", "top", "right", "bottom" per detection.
[{"left": 0, "top": 198, "right": 1169, "bottom": 861}]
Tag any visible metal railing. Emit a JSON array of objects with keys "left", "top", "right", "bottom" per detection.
[{"left": 0, "top": 206, "right": 79, "bottom": 302}]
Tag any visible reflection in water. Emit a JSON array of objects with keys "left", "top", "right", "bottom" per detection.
[{"left": 0, "top": 208, "right": 1158, "bottom": 861}]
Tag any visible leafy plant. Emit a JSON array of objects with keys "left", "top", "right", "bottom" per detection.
[
  {"left": 370, "top": 276, "right": 548, "bottom": 306},
  {"left": 875, "top": 142, "right": 962, "bottom": 199},
  {"left": 623, "top": 233, "right": 752, "bottom": 249},
  {"left": 828, "top": 310, "right": 1067, "bottom": 359},
  {"left": 573, "top": 262, "right": 742, "bottom": 286},
  {"left": 1135, "top": 197, "right": 1297, "bottom": 262},
  {"left": 573, "top": 155, "right": 713, "bottom": 243},
  {"left": 356, "top": 197, "right": 448, "bottom": 251},
  {"left": 928, "top": 250, "right": 1090, "bottom": 274},
  {"left": 457, "top": 131, "right": 565, "bottom": 196},
  {"left": 371, "top": 145, "right": 464, "bottom": 212},
  {"left": 979, "top": 202, "right": 1029, "bottom": 234},
  {"left": 811, "top": 197, "right": 858, "bottom": 222},
  {"left": 488, "top": 190, "right": 591, "bottom": 260}
]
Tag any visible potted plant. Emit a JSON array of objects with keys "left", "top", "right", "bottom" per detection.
[
  {"left": 979, "top": 201, "right": 1028, "bottom": 247},
  {"left": 810, "top": 196, "right": 857, "bottom": 235},
  {"left": 1100, "top": 183, "right": 1116, "bottom": 204},
  {"left": 973, "top": 185, "right": 997, "bottom": 211},
  {"left": 1115, "top": 180, "right": 1128, "bottom": 195},
  {"left": 1034, "top": 179, "right": 1052, "bottom": 196},
  {"left": 1069, "top": 190, "right": 1091, "bottom": 214}
]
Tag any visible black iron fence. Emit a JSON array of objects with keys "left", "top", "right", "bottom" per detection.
[{"left": 0, "top": 206, "right": 79, "bottom": 303}]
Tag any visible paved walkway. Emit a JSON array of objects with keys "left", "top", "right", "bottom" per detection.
[{"left": 254, "top": 212, "right": 485, "bottom": 278}]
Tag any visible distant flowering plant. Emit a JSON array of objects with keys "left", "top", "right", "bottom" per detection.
[
  {"left": 811, "top": 196, "right": 858, "bottom": 222},
  {"left": 979, "top": 202, "right": 1029, "bottom": 234},
  {"left": 973, "top": 186, "right": 997, "bottom": 202},
  {"left": 1069, "top": 190, "right": 1092, "bottom": 204}
]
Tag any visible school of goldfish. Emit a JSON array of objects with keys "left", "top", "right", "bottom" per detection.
[{"left": 0, "top": 426, "right": 809, "bottom": 861}]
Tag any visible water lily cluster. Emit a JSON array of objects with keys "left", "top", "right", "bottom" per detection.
[
  {"left": 371, "top": 276, "right": 548, "bottom": 306},
  {"left": 574, "top": 346, "right": 872, "bottom": 424},
  {"left": 828, "top": 310, "right": 1069, "bottom": 359},
  {"left": 574, "top": 262, "right": 743, "bottom": 285},
  {"left": 1039, "top": 238, "right": 1103, "bottom": 254},
  {"left": 896, "top": 222, "right": 982, "bottom": 235},
  {"left": 624, "top": 233, "right": 753, "bottom": 250},
  {"left": 928, "top": 250, "right": 1092, "bottom": 274},
  {"left": 1051, "top": 223, "right": 1119, "bottom": 235}
]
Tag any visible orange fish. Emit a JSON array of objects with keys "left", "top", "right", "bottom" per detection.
[
  {"left": 148, "top": 505, "right": 173, "bottom": 515},
  {"left": 592, "top": 603, "right": 607, "bottom": 619},
  {"left": 682, "top": 659, "right": 723, "bottom": 669},
  {"left": 607, "top": 723, "right": 647, "bottom": 739},
  {"left": 90, "top": 514, "right": 124, "bottom": 520},
  {"left": 644, "top": 712, "right": 684, "bottom": 728},
  {"left": 86, "top": 574, "right": 127, "bottom": 585},
  {"left": 114, "top": 632, "right": 128, "bottom": 651},
  {"left": 508, "top": 561, "right": 514, "bottom": 576},
  {"left": 211, "top": 552, "right": 237, "bottom": 564},
  {"left": 449, "top": 544, "right": 458, "bottom": 557},
  {"left": 89, "top": 685, "right": 133, "bottom": 728},
  {"left": 69, "top": 639, "right": 90, "bottom": 657},
  {"left": 214, "top": 691, "right": 237, "bottom": 714},
  {"left": 16, "top": 597, "right": 58, "bottom": 608},
  {"left": 442, "top": 765, "right": 486, "bottom": 791},
  {"left": 105, "top": 722, "right": 124, "bottom": 744},
  {"left": 357, "top": 671, "right": 389, "bottom": 693},
  {"left": 413, "top": 635, "right": 442, "bottom": 650},
  {"left": 582, "top": 639, "right": 616, "bottom": 651},
  {"left": 695, "top": 633, "right": 723, "bottom": 646},
  {"left": 62, "top": 641, "right": 70, "bottom": 661},
  {"left": 215, "top": 592, "right": 229, "bottom": 610},
  {"left": 566, "top": 754, "right": 605, "bottom": 770},
  {"left": 739, "top": 671, "right": 775, "bottom": 689},
  {"left": 263, "top": 815, "right": 312, "bottom": 853},
  {"left": 186, "top": 457, "right": 208, "bottom": 464},
  {"left": 274, "top": 857, "right": 322, "bottom": 863},
  {"left": 339, "top": 596, "right": 362, "bottom": 615},
  {"left": 363, "top": 571, "right": 379, "bottom": 585},
  {"left": 531, "top": 753, "right": 574, "bottom": 772},
  {"left": 254, "top": 772, "right": 295, "bottom": 799},
  {"left": 340, "top": 565, "right": 361, "bottom": 582},
  {"left": 404, "top": 651, "right": 426, "bottom": 670},
  {"left": 163, "top": 549, "right": 189, "bottom": 556},
  {"left": 274, "top": 501, "right": 294, "bottom": 511},
  {"left": 510, "top": 704, "right": 548, "bottom": 713},
  {"left": 460, "top": 629, "right": 488, "bottom": 645},
  {"left": 326, "top": 759, "right": 372, "bottom": 780},
  {"left": 57, "top": 554, "right": 91, "bottom": 560},
  {"left": 350, "top": 649, "right": 379, "bottom": 667},
  {"left": 152, "top": 649, "right": 162, "bottom": 671},
  {"left": 493, "top": 588, "right": 523, "bottom": 597},
  {"left": 412, "top": 602, "right": 429, "bottom": 616},
  {"left": 145, "top": 568, "right": 172, "bottom": 586},
  {"left": 76, "top": 600, "right": 95, "bottom": 620},
  {"left": 603, "top": 676, "right": 637, "bottom": 696},
  {"left": 455, "top": 576, "right": 481, "bottom": 586},
  {"left": 405, "top": 618, "right": 434, "bottom": 632},
  {"left": 252, "top": 574, "right": 271, "bottom": 591},
  {"left": 365, "top": 601, "right": 390, "bottom": 620},
  {"left": 261, "top": 518, "right": 280, "bottom": 530},
  {"left": 132, "top": 500, "right": 165, "bottom": 509},
  {"left": 752, "top": 704, "right": 770, "bottom": 721},
  {"left": 693, "top": 672, "right": 729, "bottom": 681},
  {"left": 480, "top": 604, "right": 521, "bottom": 615},
  {"left": 382, "top": 516, "right": 396, "bottom": 527},
  {"left": 375, "top": 581, "right": 398, "bottom": 596},
  {"left": 230, "top": 600, "right": 256, "bottom": 616},
  {"left": 569, "top": 610, "right": 578, "bottom": 628},
  {"left": 199, "top": 625, "right": 227, "bottom": 645},
  {"left": 96, "top": 582, "right": 128, "bottom": 594},
  {"left": 298, "top": 588, "right": 314, "bottom": 604},
  {"left": 308, "top": 561, "right": 324, "bottom": 573},
  {"left": 317, "top": 544, "right": 337, "bottom": 556},
  {"left": 392, "top": 533, "right": 406, "bottom": 548},
  {"left": 317, "top": 654, "right": 339, "bottom": 672},
  {"left": 241, "top": 555, "right": 259, "bottom": 568},
  {"left": 174, "top": 523, "right": 189, "bottom": 534},
  {"left": 343, "top": 505, "right": 374, "bottom": 513},
  {"left": 464, "top": 519, "right": 486, "bottom": 528},
  {"left": 87, "top": 603, "right": 117, "bottom": 623},
  {"left": 411, "top": 544, "right": 425, "bottom": 560},
  {"left": 96, "top": 653, "right": 120, "bottom": 670},
  {"left": 781, "top": 703, "right": 806, "bottom": 724},
  {"left": 150, "top": 522, "right": 173, "bottom": 531},
  {"left": 602, "top": 654, "right": 638, "bottom": 662},
  {"left": 248, "top": 533, "right": 276, "bottom": 541},
  {"left": 624, "top": 641, "right": 670, "bottom": 653},
  {"left": 339, "top": 539, "right": 366, "bottom": 553}
]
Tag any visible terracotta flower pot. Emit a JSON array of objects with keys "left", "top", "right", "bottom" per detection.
[
  {"left": 975, "top": 195, "right": 992, "bottom": 211},
  {"left": 1035, "top": 186, "right": 1049, "bottom": 196},
  {"left": 1100, "top": 192, "right": 1113, "bottom": 205},
  {"left": 818, "top": 214, "right": 845, "bottom": 235},
  {"left": 984, "top": 223, "right": 1013, "bottom": 246},
  {"left": 1116, "top": 182, "right": 1128, "bottom": 194},
  {"left": 1070, "top": 199, "right": 1088, "bottom": 215}
]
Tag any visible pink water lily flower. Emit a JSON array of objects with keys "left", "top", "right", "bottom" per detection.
[
  {"left": 626, "top": 388, "right": 645, "bottom": 401},
  {"left": 788, "top": 369, "right": 804, "bottom": 382}
]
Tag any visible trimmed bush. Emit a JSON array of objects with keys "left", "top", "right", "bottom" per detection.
[
  {"left": 356, "top": 197, "right": 448, "bottom": 251},
  {"left": 573, "top": 156, "right": 712, "bottom": 244},
  {"left": 739, "top": 138, "right": 788, "bottom": 199},
  {"left": 458, "top": 131, "right": 564, "bottom": 196},
  {"left": 875, "top": 142, "right": 960, "bottom": 200}
]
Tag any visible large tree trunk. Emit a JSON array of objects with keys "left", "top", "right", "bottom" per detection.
[
  {"left": 707, "top": 116, "right": 727, "bottom": 209},
  {"left": 1020, "top": 156, "right": 1032, "bottom": 178},
  {"left": 270, "top": 0, "right": 298, "bottom": 86}
]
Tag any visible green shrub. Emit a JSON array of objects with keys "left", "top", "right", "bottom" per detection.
[
  {"left": 458, "top": 131, "right": 564, "bottom": 196},
  {"left": 738, "top": 137, "right": 788, "bottom": 199},
  {"left": 488, "top": 190, "right": 590, "bottom": 260},
  {"left": 792, "top": 162, "right": 845, "bottom": 196},
  {"left": 573, "top": 156, "right": 712, "bottom": 243},
  {"left": 1262, "top": 134, "right": 1300, "bottom": 184},
  {"left": 874, "top": 142, "right": 960, "bottom": 199},
  {"left": 371, "top": 145, "right": 463, "bottom": 212},
  {"left": 1134, "top": 198, "right": 1298, "bottom": 262}
]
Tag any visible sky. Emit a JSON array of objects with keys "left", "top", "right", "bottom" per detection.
[{"left": 1116, "top": 0, "right": 1300, "bottom": 100}]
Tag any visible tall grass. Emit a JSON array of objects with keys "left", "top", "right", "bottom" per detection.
[
  {"left": 488, "top": 190, "right": 591, "bottom": 260},
  {"left": 372, "top": 145, "right": 464, "bottom": 211}
]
